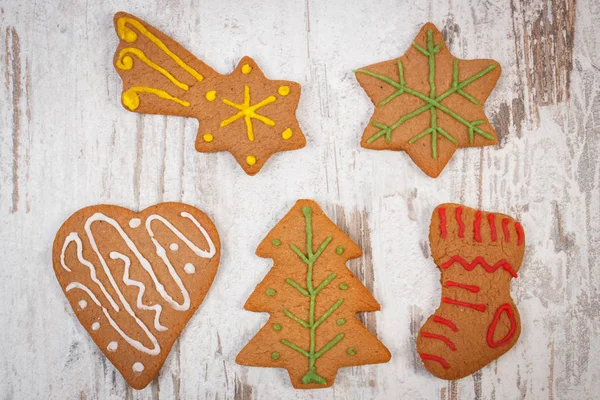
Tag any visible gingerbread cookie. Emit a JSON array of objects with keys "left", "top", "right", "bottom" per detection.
[
  {"left": 113, "top": 12, "right": 305, "bottom": 175},
  {"left": 354, "top": 23, "right": 501, "bottom": 178},
  {"left": 52, "top": 203, "right": 220, "bottom": 389},
  {"left": 417, "top": 203, "right": 525, "bottom": 380},
  {"left": 236, "top": 200, "right": 390, "bottom": 389}
]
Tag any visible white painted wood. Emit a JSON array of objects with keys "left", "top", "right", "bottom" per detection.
[{"left": 0, "top": 0, "right": 598, "bottom": 398}]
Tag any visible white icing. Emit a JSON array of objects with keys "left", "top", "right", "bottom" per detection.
[
  {"left": 184, "top": 263, "right": 195, "bottom": 274},
  {"left": 129, "top": 218, "right": 141, "bottom": 228},
  {"left": 132, "top": 362, "right": 145, "bottom": 373},
  {"left": 91, "top": 322, "right": 100, "bottom": 331},
  {"left": 107, "top": 341, "right": 118, "bottom": 352},
  {"left": 169, "top": 243, "right": 179, "bottom": 251},
  {"left": 78, "top": 300, "right": 87, "bottom": 309}
]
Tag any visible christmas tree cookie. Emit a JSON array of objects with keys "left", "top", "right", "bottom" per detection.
[
  {"left": 113, "top": 12, "right": 305, "bottom": 175},
  {"left": 354, "top": 23, "right": 501, "bottom": 178},
  {"left": 417, "top": 203, "right": 525, "bottom": 380},
  {"left": 236, "top": 200, "right": 391, "bottom": 388}
]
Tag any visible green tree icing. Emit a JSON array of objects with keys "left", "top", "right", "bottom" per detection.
[
  {"left": 355, "top": 29, "right": 496, "bottom": 159},
  {"left": 280, "top": 206, "right": 345, "bottom": 385}
]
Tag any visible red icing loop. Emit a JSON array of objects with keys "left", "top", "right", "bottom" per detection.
[
  {"left": 488, "top": 213, "right": 497, "bottom": 241},
  {"left": 474, "top": 211, "right": 482, "bottom": 242},
  {"left": 433, "top": 316, "right": 458, "bottom": 332},
  {"left": 439, "top": 207, "right": 447, "bottom": 239},
  {"left": 487, "top": 304, "right": 517, "bottom": 348},
  {"left": 456, "top": 207, "right": 465, "bottom": 238}
]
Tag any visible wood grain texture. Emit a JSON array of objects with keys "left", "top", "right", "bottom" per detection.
[{"left": 0, "top": 0, "right": 598, "bottom": 398}]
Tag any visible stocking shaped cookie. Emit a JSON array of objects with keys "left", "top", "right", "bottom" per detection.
[
  {"left": 52, "top": 203, "right": 220, "bottom": 389},
  {"left": 417, "top": 203, "right": 525, "bottom": 380},
  {"left": 113, "top": 12, "right": 305, "bottom": 175}
]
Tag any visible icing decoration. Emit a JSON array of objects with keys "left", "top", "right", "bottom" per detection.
[
  {"left": 339, "top": 283, "right": 348, "bottom": 290},
  {"left": 278, "top": 86, "right": 290, "bottom": 96},
  {"left": 205, "top": 90, "right": 217, "bottom": 101},
  {"left": 266, "top": 289, "right": 276, "bottom": 296},
  {"left": 433, "top": 316, "right": 457, "bottom": 332},
  {"left": 246, "top": 155, "right": 257, "bottom": 166},
  {"left": 221, "top": 85, "right": 276, "bottom": 142},
  {"left": 107, "top": 341, "right": 118, "bottom": 352},
  {"left": 183, "top": 263, "right": 195, "bottom": 274},
  {"left": 442, "top": 297, "right": 486, "bottom": 312},
  {"left": 486, "top": 304, "right": 517, "bottom": 348},
  {"left": 347, "top": 348, "right": 356, "bottom": 356},
  {"left": 335, "top": 246, "right": 344, "bottom": 255},
  {"left": 117, "top": 48, "right": 189, "bottom": 90},
  {"left": 420, "top": 353, "right": 450, "bottom": 369},
  {"left": 422, "top": 332, "right": 456, "bottom": 351},
  {"left": 502, "top": 218, "right": 510, "bottom": 242},
  {"left": 336, "top": 318, "right": 346, "bottom": 325},
  {"left": 442, "top": 255, "right": 518, "bottom": 278},
  {"left": 271, "top": 352, "right": 280, "bottom": 360},
  {"left": 281, "top": 128, "right": 293, "bottom": 140},
  {"left": 488, "top": 214, "right": 497, "bottom": 241},
  {"left": 92, "top": 322, "right": 100, "bottom": 331},
  {"left": 439, "top": 207, "right": 447, "bottom": 239},
  {"left": 202, "top": 134, "right": 213, "bottom": 143},
  {"left": 129, "top": 218, "right": 141, "bottom": 228},
  {"left": 241, "top": 64, "right": 252, "bottom": 74},
  {"left": 474, "top": 211, "right": 482, "bottom": 242},
  {"left": 78, "top": 300, "right": 87, "bottom": 309},
  {"left": 132, "top": 362, "right": 145, "bottom": 373},
  {"left": 456, "top": 207, "right": 465, "bottom": 238},
  {"left": 122, "top": 86, "right": 190, "bottom": 111},
  {"left": 515, "top": 222, "right": 524, "bottom": 246},
  {"left": 272, "top": 239, "right": 282, "bottom": 246},
  {"left": 273, "top": 323, "right": 282, "bottom": 331},
  {"left": 445, "top": 280, "right": 480, "bottom": 293},
  {"left": 169, "top": 243, "right": 179, "bottom": 251}
]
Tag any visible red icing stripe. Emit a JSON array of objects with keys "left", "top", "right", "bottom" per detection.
[
  {"left": 474, "top": 211, "right": 482, "bottom": 242},
  {"left": 515, "top": 222, "right": 524, "bottom": 246},
  {"left": 445, "top": 280, "right": 480, "bottom": 293},
  {"left": 456, "top": 207, "right": 465, "bottom": 238},
  {"left": 488, "top": 213, "right": 497, "bottom": 241},
  {"left": 433, "top": 316, "right": 458, "bottom": 332},
  {"left": 422, "top": 332, "right": 457, "bottom": 351},
  {"left": 502, "top": 218, "right": 510, "bottom": 242},
  {"left": 443, "top": 297, "right": 486, "bottom": 312},
  {"left": 439, "top": 207, "right": 447, "bottom": 239},
  {"left": 487, "top": 304, "right": 517, "bottom": 348},
  {"left": 441, "top": 255, "right": 518, "bottom": 278},
  {"left": 420, "top": 353, "right": 450, "bottom": 369}
]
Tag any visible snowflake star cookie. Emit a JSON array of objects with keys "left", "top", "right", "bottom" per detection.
[
  {"left": 237, "top": 200, "right": 390, "bottom": 389},
  {"left": 355, "top": 23, "right": 501, "bottom": 178},
  {"left": 52, "top": 203, "right": 220, "bottom": 389},
  {"left": 113, "top": 12, "right": 305, "bottom": 175}
]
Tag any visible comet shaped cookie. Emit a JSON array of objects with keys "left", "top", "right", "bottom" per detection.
[{"left": 113, "top": 12, "right": 305, "bottom": 175}]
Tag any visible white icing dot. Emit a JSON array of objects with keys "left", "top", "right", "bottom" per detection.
[
  {"left": 184, "top": 263, "right": 196, "bottom": 274},
  {"left": 129, "top": 218, "right": 141, "bottom": 228},
  {"left": 107, "top": 341, "right": 118, "bottom": 352},
  {"left": 132, "top": 362, "right": 145, "bottom": 373},
  {"left": 91, "top": 322, "right": 100, "bottom": 331},
  {"left": 78, "top": 300, "right": 87, "bottom": 309},
  {"left": 169, "top": 243, "right": 179, "bottom": 251}
]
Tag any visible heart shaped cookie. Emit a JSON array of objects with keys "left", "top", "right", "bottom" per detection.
[{"left": 52, "top": 202, "right": 220, "bottom": 389}]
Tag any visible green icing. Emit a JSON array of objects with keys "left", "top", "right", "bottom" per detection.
[
  {"left": 347, "top": 347, "right": 356, "bottom": 356},
  {"left": 271, "top": 352, "right": 280, "bottom": 360},
  {"left": 280, "top": 205, "right": 345, "bottom": 386},
  {"left": 339, "top": 283, "right": 348, "bottom": 290},
  {"left": 336, "top": 318, "right": 346, "bottom": 325},
  {"left": 336, "top": 245, "right": 344, "bottom": 255},
  {"left": 265, "top": 288, "right": 276, "bottom": 296},
  {"left": 355, "top": 28, "right": 496, "bottom": 157},
  {"left": 273, "top": 323, "right": 282, "bottom": 331},
  {"left": 272, "top": 239, "right": 282, "bottom": 246}
]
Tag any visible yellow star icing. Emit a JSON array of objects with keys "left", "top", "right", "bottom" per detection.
[{"left": 220, "top": 86, "right": 276, "bottom": 141}]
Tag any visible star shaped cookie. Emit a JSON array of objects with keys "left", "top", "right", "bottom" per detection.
[{"left": 354, "top": 23, "right": 501, "bottom": 178}]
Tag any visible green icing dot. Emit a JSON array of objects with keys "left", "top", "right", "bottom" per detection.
[
  {"left": 272, "top": 239, "right": 281, "bottom": 246},
  {"left": 271, "top": 352, "right": 280, "bottom": 360},
  {"left": 336, "top": 246, "right": 345, "bottom": 255},
  {"left": 347, "top": 347, "right": 356, "bottom": 356},
  {"left": 339, "top": 283, "right": 349, "bottom": 290},
  {"left": 273, "top": 323, "right": 282, "bottom": 331},
  {"left": 336, "top": 318, "right": 346, "bottom": 325},
  {"left": 266, "top": 288, "right": 276, "bottom": 296}
]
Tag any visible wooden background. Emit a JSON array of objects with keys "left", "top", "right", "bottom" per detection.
[{"left": 1, "top": 0, "right": 598, "bottom": 398}]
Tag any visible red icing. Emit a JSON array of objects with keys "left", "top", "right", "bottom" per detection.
[
  {"left": 442, "top": 297, "right": 486, "bottom": 312},
  {"left": 502, "top": 218, "right": 510, "bottom": 242},
  {"left": 515, "top": 222, "right": 524, "bottom": 246},
  {"left": 445, "top": 280, "right": 480, "bottom": 293},
  {"left": 434, "top": 316, "right": 458, "bottom": 332},
  {"left": 420, "top": 353, "right": 450, "bottom": 369},
  {"left": 456, "top": 207, "right": 465, "bottom": 238},
  {"left": 439, "top": 207, "right": 447, "bottom": 239},
  {"left": 422, "top": 332, "right": 456, "bottom": 351},
  {"left": 441, "top": 255, "right": 518, "bottom": 278},
  {"left": 474, "top": 211, "right": 482, "bottom": 242},
  {"left": 488, "top": 213, "right": 497, "bottom": 241},
  {"left": 487, "top": 304, "right": 517, "bottom": 348}
]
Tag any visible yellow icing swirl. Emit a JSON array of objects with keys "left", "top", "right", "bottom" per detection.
[
  {"left": 116, "top": 48, "right": 189, "bottom": 91},
  {"left": 122, "top": 86, "right": 190, "bottom": 111}
]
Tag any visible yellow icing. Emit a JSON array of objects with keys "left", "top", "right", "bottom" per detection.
[
  {"left": 122, "top": 86, "right": 190, "bottom": 111},
  {"left": 221, "top": 85, "right": 276, "bottom": 141},
  {"left": 117, "top": 17, "right": 204, "bottom": 82},
  {"left": 282, "top": 128, "right": 293, "bottom": 140},
  {"left": 246, "top": 155, "right": 256, "bottom": 165},
  {"left": 241, "top": 64, "right": 252, "bottom": 74},
  {"left": 278, "top": 86, "right": 290, "bottom": 96},
  {"left": 205, "top": 90, "right": 217, "bottom": 101},
  {"left": 117, "top": 48, "right": 189, "bottom": 90},
  {"left": 203, "top": 134, "right": 214, "bottom": 142}
]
